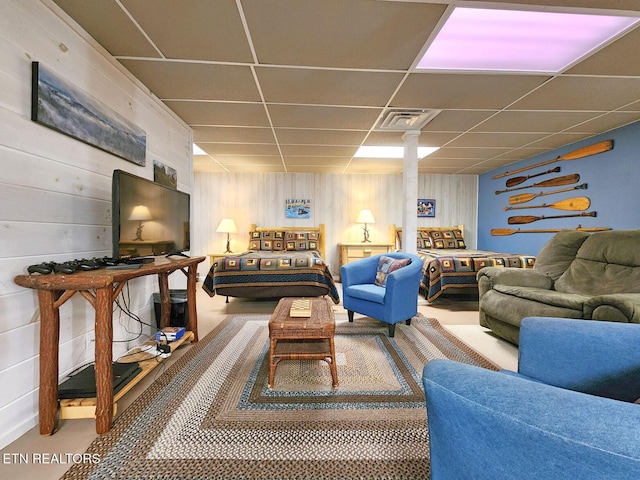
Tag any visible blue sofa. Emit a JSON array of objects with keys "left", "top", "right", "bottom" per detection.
[
  {"left": 422, "top": 316, "right": 640, "bottom": 479},
  {"left": 340, "top": 252, "right": 422, "bottom": 336}
]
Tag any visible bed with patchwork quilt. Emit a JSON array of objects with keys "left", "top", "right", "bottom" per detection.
[
  {"left": 202, "top": 224, "right": 340, "bottom": 303},
  {"left": 394, "top": 225, "right": 536, "bottom": 302}
]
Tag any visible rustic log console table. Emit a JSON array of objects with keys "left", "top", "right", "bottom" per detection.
[{"left": 14, "top": 255, "right": 205, "bottom": 436}]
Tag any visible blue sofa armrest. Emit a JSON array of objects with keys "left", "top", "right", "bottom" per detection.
[
  {"left": 517, "top": 316, "right": 640, "bottom": 402},
  {"left": 340, "top": 255, "right": 379, "bottom": 286},
  {"left": 423, "top": 360, "right": 640, "bottom": 480},
  {"left": 383, "top": 254, "right": 422, "bottom": 307}
]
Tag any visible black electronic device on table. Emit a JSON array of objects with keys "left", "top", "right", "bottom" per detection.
[{"left": 111, "top": 170, "right": 191, "bottom": 261}]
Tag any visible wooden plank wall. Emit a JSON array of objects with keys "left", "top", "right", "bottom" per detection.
[
  {"left": 193, "top": 172, "right": 478, "bottom": 276},
  {"left": 0, "top": 0, "right": 192, "bottom": 447}
]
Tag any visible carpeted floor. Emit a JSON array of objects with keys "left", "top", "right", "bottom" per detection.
[{"left": 61, "top": 313, "right": 499, "bottom": 480}]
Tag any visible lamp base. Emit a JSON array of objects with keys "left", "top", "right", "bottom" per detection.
[
  {"left": 224, "top": 235, "right": 233, "bottom": 254},
  {"left": 362, "top": 224, "right": 371, "bottom": 243}
]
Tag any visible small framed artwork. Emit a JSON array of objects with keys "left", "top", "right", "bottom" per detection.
[
  {"left": 418, "top": 199, "right": 436, "bottom": 217},
  {"left": 153, "top": 160, "right": 177, "bottom": 189},
  {"left": 285, "top": 199, "right": 311, "bottom": 219}
]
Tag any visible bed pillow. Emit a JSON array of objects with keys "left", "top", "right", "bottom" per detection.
[
  {"left": 374, "top": 256, "right": 412, "bottom": 287},
  {"left": 284, "top": 231, "right": 320, "bottom": 250}
]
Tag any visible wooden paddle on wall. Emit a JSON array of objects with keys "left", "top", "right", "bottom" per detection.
[
  {"left": 505, "top": 166, "right": 560, "bottom": 187},
  {"left": 495, "top": 173, "right": 579, "bottom": 195},
  {"left": 492, "top": 140, "right": 613, "bottom": 180},
  {"left": 503, "top": 197, "right": 591, "bottom": 211},
  {"left": 508, "top": 211, "right": 596, "bottom": 225},
  {"left": 491, "top": 226, "right": 611, "bottom": 236},
  {"left": 509, "top": 183, "right": 588, "bottom": 205}
]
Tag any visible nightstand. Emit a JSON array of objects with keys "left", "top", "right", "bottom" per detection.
[
  {"left": 338, "top": 242, "right": 394, "bottom": 279},
  {"left": 208, "top": 252, "right": 235, "bottom": 267}
]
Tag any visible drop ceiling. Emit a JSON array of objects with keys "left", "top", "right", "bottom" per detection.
[{"left": 52, "top": 0, "right": 640, "bottom": 175}]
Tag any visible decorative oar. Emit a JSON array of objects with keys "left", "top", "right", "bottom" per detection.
[
  {"left": 505, "top": 166, "right": 560, "bottom": 187},
  {"left": 495, "top": 173, "right": 579, "bottom": 195},
  {"left": 491, "top": 226, "right": 611, "bottom": 236},
  {"left": 508, "top": 211, "right": 596, "bottom": 225},
  {"left": 503, "top": 197, "right": 590, "bottom": 212},
  {"left": 509, "top": 183, "right": 588, "bottom": 205},
  {"left": 493, "top": 140, "right": 613, "bottom": 180}
]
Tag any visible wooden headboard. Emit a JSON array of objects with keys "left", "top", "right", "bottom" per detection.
[
  {"left": 249, "top": 224, "right": 326, "bottom": 259},
  {"left": 390, "top": 224, "right": 465, "bottom": 250}
]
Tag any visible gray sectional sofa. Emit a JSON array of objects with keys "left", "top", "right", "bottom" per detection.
[{"left": 477, "top": 229, "right": 640, "bottom": 345}]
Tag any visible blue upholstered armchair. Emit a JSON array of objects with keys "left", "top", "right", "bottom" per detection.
[
  {"left": 340, "top": 252, "right": 422, "bottom": 337},
  {"left": 422, "top": 317, "right": 640, "bottom": 479}
]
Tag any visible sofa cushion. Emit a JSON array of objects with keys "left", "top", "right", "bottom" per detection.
[
  {"left": 533, "top": 230, "right": 589, "bottom": 281},
  {"left": 493, "top": 285, "right": 590, "bottom": 311},
  {"left": 344, "top": 284, "right": 386, "bottom": 304},
  {"left": 555, "top": 230, "right": 640, "bottom": 295}
]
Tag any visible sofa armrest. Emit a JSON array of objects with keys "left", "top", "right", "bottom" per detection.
[
  {"left": 340, "top": 255, "right": 379, "bottom": 287},
  {"left": 517, "top": 316, "right": 640, "bottom": 402},
  {"left": 584, "top": 293, "right": 640, "bottom": 323},
  {"left": 477, "top": 267, "right": 553, "bottom": 296},
  {"left": 422, "top": 360, "right": 640, "bottom": 480}
]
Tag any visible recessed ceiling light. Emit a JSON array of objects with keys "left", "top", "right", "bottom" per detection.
[
  {"left": 193, "top": 143, "right": 207, "bottom": 155},
  {"left": 354, "top": 146, "right": 439, "bottom": 159},
  {"left": 418, "top": 7, "right": 639, "bottom": 73}
]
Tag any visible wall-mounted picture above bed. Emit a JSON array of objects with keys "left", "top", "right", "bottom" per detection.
[
  {"left": 418, "top": 199, "right": 436, "bottom": 217},
  {"left": 285, "top": 198, "right": 311, "bottom": 219}
]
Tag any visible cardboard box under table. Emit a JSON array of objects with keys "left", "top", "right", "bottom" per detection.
[{"left": 268, "top": 297, "right": 338, "bottom": 388}]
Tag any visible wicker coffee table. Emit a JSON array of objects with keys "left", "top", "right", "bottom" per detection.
[{"left": 268, "top": 296, "right": 338, "bottom": 388}]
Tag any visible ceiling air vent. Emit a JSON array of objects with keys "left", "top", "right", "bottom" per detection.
[{"left": 376, "top": 109, "right": 441, "bottom": 131}]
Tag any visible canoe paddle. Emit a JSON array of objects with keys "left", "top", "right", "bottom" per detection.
[
  {"left": 505, "top": 166, "right": 560, "bottom": 187},
  {"left": 508, "top": 211, "right": 596, "bottom": 225},
  {"left": 495, "top": 173, "right": 579, "bottom": 195},
  {"left": 503, "top": 197, "right": 591, "bottom": 211},
  {"left": 493, "top": 140, "right": 613, "bottom": 180},
  {"left": 491, "top": 226, "right": 611, "bottom": 236},
  {"left": 509, "top": 183, "right": 588, "bottom": 205}
]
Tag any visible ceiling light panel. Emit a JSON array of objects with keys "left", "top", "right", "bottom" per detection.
[
  {"left": 354, "top": 146, "right": 439, "bottom": 159},
  {"left": 418, "top": 7, "right": 640, "bottom": 73}
]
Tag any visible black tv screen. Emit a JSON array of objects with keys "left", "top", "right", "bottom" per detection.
[{"left": 112, "top": 170, "right": 190, "bottom": 259}]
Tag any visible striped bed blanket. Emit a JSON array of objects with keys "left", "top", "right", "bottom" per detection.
[
  {"left": 202, "top": 250, "right": 340, "bottom": 303},
  {"left": 418, "top": 248, "right": 536, "bottom": 302}
]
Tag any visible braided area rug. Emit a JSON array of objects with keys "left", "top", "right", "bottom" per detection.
[{"left": 61, "top": 313, "right": 499, "bottom": 480}]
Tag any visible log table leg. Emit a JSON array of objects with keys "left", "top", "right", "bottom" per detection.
[
  {"left": 158, "top": 272, "right": 171, "bottom": 329},
  {"left": 94, "top": 287, "right": 114, "bottom": 434},
  {"left": 186, "top": 264, "right": 199, "bottom": 342},
  {"left": 38, "top": 290, "right": 61, "bottom": 435}
]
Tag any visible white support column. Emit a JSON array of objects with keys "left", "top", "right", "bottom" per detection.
[{"left": 402, "top": 130, "right": 420, "bottom": 254}]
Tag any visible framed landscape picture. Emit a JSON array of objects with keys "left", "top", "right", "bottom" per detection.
[
  {"left": 418, "top": 199, "right": 436, "bottom": 217},
  {"left": 31, "top": 62, "right": 146, "bottom": 166}
]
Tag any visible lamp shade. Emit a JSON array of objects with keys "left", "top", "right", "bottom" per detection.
[
  {"left": 216, "top": 218, "right": 237, "bottom": 234},
  {"left": 129, "top": 205, "right": 152, "bottom": 221},
  {"left": 356, "top": 209, "right": 376, "bottom": 224}
]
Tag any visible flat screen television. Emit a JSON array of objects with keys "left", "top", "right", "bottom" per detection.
[{"left": 112, "top": 170, "right": 190, "bottom": 259}]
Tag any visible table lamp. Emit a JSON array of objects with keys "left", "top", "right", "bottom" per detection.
[
  {"left": 216, "top": 218, "right": 237, "bottom": 253},
  {"left": 129, "top": 205, "right": 152, "bottom": 241},
  {"left": 356, "top": 209, "right": 375, "bottom": 243}
]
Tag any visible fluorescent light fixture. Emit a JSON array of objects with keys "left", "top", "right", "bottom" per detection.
[
  {"left": 193, "top": 143, "right": 207, "bottom": 155},
  {"left": 418, "top": 7, "right": 639, "bottom": 73},
  {"left": 354, "top": 146, "right": 439, "bottom": 159}
]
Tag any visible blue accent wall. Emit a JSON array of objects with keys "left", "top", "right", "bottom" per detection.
[{"left": 478, "top": 120, "right": 640, "bottom": 255}]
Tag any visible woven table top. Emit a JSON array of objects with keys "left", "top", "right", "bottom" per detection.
[{"left": 269, "top": 296, "right": 335, "bottom": 339}]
